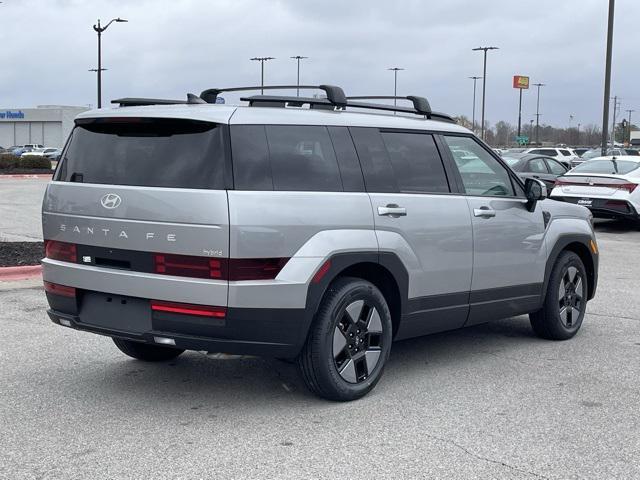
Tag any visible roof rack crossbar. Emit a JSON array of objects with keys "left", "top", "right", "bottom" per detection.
[
  {"left": 239, "top": 95, "right": 454, "bottom": 123},
  {"left": 200, "top": 85, "right": 346, "bottom": 107},
  {"left": 347, "top": 95, "right": 432, "bottom": 117}
]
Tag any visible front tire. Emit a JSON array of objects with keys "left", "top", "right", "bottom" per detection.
[
  {"left": 530, "top": 251, "right": 587, "bottom": 340},
  {"left": 298, "top": 277, "right": 393, "bottom": 401},
  {"left": 112, "top": 338, "right": 185, "bottom": 361}
]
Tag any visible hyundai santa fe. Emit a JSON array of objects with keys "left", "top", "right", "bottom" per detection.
[{"left": 42, "top": 85, "right": 598, "bottom": 401}]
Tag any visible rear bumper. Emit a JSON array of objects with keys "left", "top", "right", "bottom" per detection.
[
  {"left": 46, "top": 292, "right": 310, "bottom": 358},
  {"left": 552, "top": 196, "right": 640, "bottom": 221}
]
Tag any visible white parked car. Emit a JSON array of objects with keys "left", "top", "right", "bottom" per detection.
[
  {"left": 550, "top": 156, "right": 640, "bottom": 222},
  {"left": 523, "top": 147, "right": 578, "bottom": 167},
  {"left": 22, "top": 147, "right": 60, "bottom": 158}
]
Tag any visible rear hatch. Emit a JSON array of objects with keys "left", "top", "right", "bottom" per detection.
[{"left": 42, "top": 116, "right": 230, "bottom": 307}]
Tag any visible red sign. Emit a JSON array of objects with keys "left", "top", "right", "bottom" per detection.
[{"left": 513, "top": 75, "right": 530, "bottom": 89}]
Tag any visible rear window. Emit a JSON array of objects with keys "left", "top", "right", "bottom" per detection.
[
  {"left": 56, "top": 118, "right": 226, "bottom": 189},
  {"left": 571, "top": 159, "right": 640, "bottom": 175}
]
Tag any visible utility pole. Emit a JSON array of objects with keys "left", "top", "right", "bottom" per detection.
[
  {"left": 92, "top": 17, "right": 128, "bottom": 108},
  {"left": 626, "top": 109, "right": 634, "bottom": 143},
  {"left": 387, "top": 67, "right": 404, "bottom": 113},
  {"left": 469, "top": 76, "right": 482, "bottom": 133},
  {"left": 577, "top": 123, "right": 581, "bottom": 145},
  {"left": 533, "top": 83, "right": 545, "bottom": 146},
  {"left": 611, "top": 96, "right": 620, "bottom": 145},
  {"left": 290, "top": 56, "right": 308, "bottom": 97},
  {"left": 601, "top": 0, "right": 615, "bottom": 155},
  {"left": 250, "top": 57, "right": 275, "bottom": 94},
  {"left": 472, "top": 46, "right": 499, "bottom": 141}
]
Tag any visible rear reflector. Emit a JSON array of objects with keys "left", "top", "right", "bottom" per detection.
[
  {"left": 151, "top": 300, "right": 226, "bottom": 318},
  {"left": 44, "top": 240, "right": 77, "bottom": 263},
  {"left": 312, "top": 260, "right": 332, "bottom": 284},
  {"left": 44, "top": 281, "right": 76, "bottom": 298}
]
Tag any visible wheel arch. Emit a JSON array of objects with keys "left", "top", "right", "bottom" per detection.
[{"left": 543, "top": 234, "right": 597, "bottom": 302}]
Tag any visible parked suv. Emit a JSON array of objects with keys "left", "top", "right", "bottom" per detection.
[{"left": 42, "top": 85, "right": 598, "bottom": 401}]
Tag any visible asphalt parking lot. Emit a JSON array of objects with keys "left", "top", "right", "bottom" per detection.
[{"left": 1, "top": 177, "right": 640, "bottom": 479}]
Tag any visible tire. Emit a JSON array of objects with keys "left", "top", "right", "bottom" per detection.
[
  {"left": 530, "top": 251, "right": 588, "bottom": 340},
  {"left": 112, "top": 338, "right": 185, "bottom": 361},
  {"left": 298, "top": 277, "right": 393, "bottom": 401}
]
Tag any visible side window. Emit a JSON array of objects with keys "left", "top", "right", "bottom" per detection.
[
  {"left": 559, "top": 149, "right": 572, "bottom": 156},
  {"left": 327, "top": 127, "right": 365, "bottom": 192},
  {"left": 443, "top": 136, "right": 516, "bottom": 197},
  {"left": 380, "top": 132, "right": 450, "bottom": 193},
  {"left": 546, "top": 159, "right": 567, "bottom": 175},
  {"left": 540, "top": 149, "right": 558, "bottom": 156},
  {"left": 349, "top": 127, "right": 399, "bottom": 193},
  {"left": 230, "top": 125, "right": 273, "bottom": 191},
  {"left": 528, "top": 149, "right": 542, "bottom": 155},
  {"left": 265, "top": 125, "right": 342, "bottom": 192},
  {"left": 527, "top": 158, "right": 548, "bottom": 173}
]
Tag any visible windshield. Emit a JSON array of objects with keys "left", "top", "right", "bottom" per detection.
[
  {"left": 56, "top": 118, "right": 226, "bottom": 189},
  {"left": 570, "top": 159, "right": 640, "bottom": 175}
]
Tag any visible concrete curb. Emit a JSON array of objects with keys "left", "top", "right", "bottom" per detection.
[
  {"left": 0, "top": 265, "right": 43, "bottom": 281},
  {"left": 0, "top": 174, "right": 52, "bottom": 179}
]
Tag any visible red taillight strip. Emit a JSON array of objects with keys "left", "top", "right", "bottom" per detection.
[
  {"left": 44, "top": 281, "right": 76, "bottom": 298},
  {"left": 44, "top": 240, "right": 77, "bottom": 263},
  {"left": 151, "top": 300, "right": 226, "bottom": 318}
]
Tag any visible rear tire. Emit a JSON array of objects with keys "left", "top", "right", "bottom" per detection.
[
  {"left": 530, "top": 251, "right": 587, "bottom": 340},
  {"left": 298, "top": 277, "right": 393, "bottom": 401},
  {"left": 112, "top": 338, "right": 185, "bottom": 361}
]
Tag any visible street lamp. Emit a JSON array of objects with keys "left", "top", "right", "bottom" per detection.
[
  {"left": 469, "top": 76, "right": 482, "bottom": 133},
  {"left": 601, "top": 0, "right": 615, "bottom": 154},
  {"left": 250, "top": 57, "right": 275, "bottom": 94},
  {"left": 533, "top": 82, "right": 546, "bottom": 146},
  {"left": 92, "top": 17, "right": 128, "bottom": 108},
  {"left": 472, "top": 46, "right": 499, "bottom": 141},
  {"left": 387, "top": 68, "right": 404, "bottom": 109},
  {"left": 290, "top": 56, "right": 308, "bottom": 97},
  {"left": 626, "top": 109, "right": 634, "bottom": 144}
]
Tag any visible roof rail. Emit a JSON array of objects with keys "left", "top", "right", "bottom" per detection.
[
  {"left": 112, "top": 93, "right": 205, "bottom": 107},
  {"left": 239, "top": 95, "right": 455, "bottom": 123},
  {"left": 200, "top": 85, "right": 347, "bottom": 107},
  {"left": 347, "top": 96, "right": 432, "bottom": 117}
]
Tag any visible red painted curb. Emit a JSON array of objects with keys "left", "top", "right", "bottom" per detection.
[
  {"left": 0, "top": 265, "right": 42, "bottom": 281},
  {"left": 0, "top": 174, "right": 52, "bottom": 179}
]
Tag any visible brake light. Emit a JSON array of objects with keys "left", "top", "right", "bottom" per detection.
[
  {"left": 616, "top": 183, "right": 637, "bottom": 193},
  {"left": 153, "top": 254, "right": 289, "bottom": 281},
  {"left": 44, "top": 281, "right": 76, "bottom": 298},
  {"left": 151, "top": 300, "right": 226, "bottom": 318},
  {"left": 154, "top": 254, "right": 225, "bottom": 279},
  {"left": 44, "top": 240, "right": 77, "bottom": 262}
]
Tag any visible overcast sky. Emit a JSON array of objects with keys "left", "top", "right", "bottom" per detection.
[{"left": 1, "top": 0, "right": 638, "bottom": 127}]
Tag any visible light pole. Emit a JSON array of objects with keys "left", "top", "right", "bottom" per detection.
[
  {"left": 533, "top": 83, "right": 545, "bottom": 146},
  {"left": 472, "top": 46, "right": 499, "bottom": 141},
  {"left": 290, "top": 56, "right": 308, "bottom": 97},
  {"left": 610, "top": 96, "right": 621, "bottom": 145},
  {"left": 529, "top": 119, "right": 534, "bottom": 143},
  {"left": 387, "top": 67, "right": 404, "bottom": 111},
  {"left": 92, "top": 18, "right": 128, "bottom": 109},
  {"left": 469, "top": 76, "right": 482, "bottom": 133},
  {"left": 577, "top": 123, "right": 581, "bottom": 145},
  {"left": 626, "top": 109, "right": 634, "bottom": 144},
  {"left": 250, "top": 57, "right": 275, "bottom": 95},
  {"left": 601, "top": 0, "right": 615, "bottom": 155}
]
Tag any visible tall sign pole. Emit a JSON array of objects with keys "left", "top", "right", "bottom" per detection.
[{"left": 513, "top": 75, "right": 529, "bottom": 141}]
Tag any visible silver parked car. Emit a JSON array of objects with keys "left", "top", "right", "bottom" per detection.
[{"left": 42, "top": 85, "right": 599, "bottom": 401}]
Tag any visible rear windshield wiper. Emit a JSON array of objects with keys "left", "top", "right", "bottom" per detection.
[{"left": 69, "top": 172, "right": 84, "bottom": 183}]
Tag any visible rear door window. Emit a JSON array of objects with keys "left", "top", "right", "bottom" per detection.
[
  {"left": 546, "top": 159, "right": 567, "bottom": 175},
  {"left": 379, "top": 131, "right": 450, "bottom": 193},
  {"left": 527, "top": 158, "right": 548, "bottom": 173},
  {"left": 57, "top": 118, "right": 226, "bottom": 189},
  {"left": 349, "top": 127, "right": 399, "bottom": 193}
]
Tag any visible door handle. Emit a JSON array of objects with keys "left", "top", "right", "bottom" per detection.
[
  {"left": 473, "top": 206, "right": 496, "bottom": 218},
  {"left": 378, "top": 204, "right": 407, "bottom": 217}
]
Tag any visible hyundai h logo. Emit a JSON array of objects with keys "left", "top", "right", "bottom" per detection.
[{"left": 100, "top": 193, "right": 122, "bottom": 209}]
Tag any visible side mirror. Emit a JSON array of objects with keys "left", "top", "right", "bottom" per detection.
[{"left": 524, "top": 177, "right": 547, "bottom": 212}]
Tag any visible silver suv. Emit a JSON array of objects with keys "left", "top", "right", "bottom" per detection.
[{"left": 42, "top": 85, "right": 598, "bottom": 401}]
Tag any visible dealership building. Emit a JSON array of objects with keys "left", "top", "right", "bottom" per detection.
[{"left": 0, "top": 105, "right": 89, "bottom": 149}]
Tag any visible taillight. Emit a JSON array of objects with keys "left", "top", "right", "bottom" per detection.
[
  {"left": 154, "top": 254, "right": 225, "bottom": 279},
  {"left": 153, "top": 254, "right": 289, "bottom": 281},
  {"left": 616, "top": 183, "right": 637, "bottom": 193},
  {"left": 228, "top": 258, "right": 289, "bottom": 281},
  {"left": 151, "top": 300, "right": 226, "bottom": 318},
  {"left": 44, "top": 240, "right": 77, "bottom": 262},
  {"left": 44, "top": 281, "right": 76, "bottom": 298}
]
